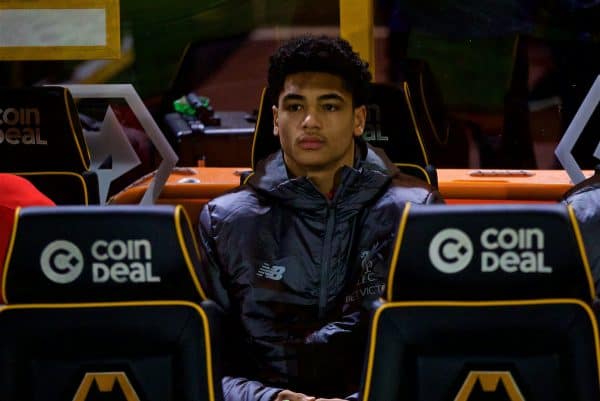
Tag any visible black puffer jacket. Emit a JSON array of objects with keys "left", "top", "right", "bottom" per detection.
[
  {"left": 562, "top": 169, "right": 600, "bottom": 292},
  {"left": 198, "top": 141, "right": 442, "bottom": 401}
]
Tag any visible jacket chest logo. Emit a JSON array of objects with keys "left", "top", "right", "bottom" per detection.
[
  {"left": 360, "top": 240, "right": 386, "bottom": 272},
  {"left": 257, "top": 263, "right": 286, "bottom": 280}
]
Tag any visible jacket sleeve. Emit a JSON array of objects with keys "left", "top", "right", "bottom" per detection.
[
  {"left": 198, "top": 205, "right": 285, "bottom": 401},
  {"left": 305, "top": 310, "right": 363, "bottom": 344},
  {"left": 303, "top": 309, "right": 366, "bottom": 396},
  {"left": 562, "top": 190, "right": 600, "bottom": 292},
  {"left": 222, "top": 376, "right": 283, "bottom": 401},
  {"left": 197, "top": 204, "right": 231, "bottom": 310}
]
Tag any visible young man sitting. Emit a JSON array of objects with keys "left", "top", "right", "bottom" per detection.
[{"left": 198, "top": 35, "right": 443, "bottom": 401}]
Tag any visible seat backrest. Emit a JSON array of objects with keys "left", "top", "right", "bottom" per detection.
[
  {"left": 360, "top": 202, "right": 600, "bottom": 401},
  {"left": 2, "top": 205, "right": 206, "bottom": 303},
  {"left": 397, "top": 58, "right": 471, "bottom": 167},
  {"left": 0, "top": 86, "right": 90, "bottom": 172},
  {"left": 250, "top": 84, "right": 437, "bottom": 186},
  {"left": 364, "top": 82, "right": 437, "bottom": 186},
  {"left": 386, "top": 203, "right": 596, "bottom": 303},
  {"left": 0, "top": 86, "right": 98, "bottom": 204},
  {"left": 250, "top": 87, "right": 278, "bottom": 170},
  {"left": 0, "top": 205, "right": 223, "bottom": 401},
  {"left": 362, "top": 82, "right": 429, "bottom": 165},
  {"left": 14, "top": 171, "right": 99, "bottom": 205},
  {"left": 396, "top": 59, "right": 447, "bottom": 147},
  {"left": 360, "top": 300, "right": 600, "bottom": 401},
  {"left": 0, "top": 300, "right": 223, "bottom": 401}
]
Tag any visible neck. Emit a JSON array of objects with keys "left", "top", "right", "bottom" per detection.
[
  {"left": 306, "top": 169, "right": 338, "bottom": 196},
  {"left": 285, "top": 142, "right": 356, "bottom": 196}
]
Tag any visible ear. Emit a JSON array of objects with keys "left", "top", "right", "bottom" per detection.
[
  {"left": 353, "top": 105, "right": 367, "bottom": 137},
  {"left": 272, "top": 105, "right": 279, "bottom": 136}
]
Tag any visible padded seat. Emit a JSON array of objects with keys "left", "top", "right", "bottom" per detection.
[
  {"left": 359, "top": 203, "right": 600, "bottom": 401},
  {"left": 249, "top": 84, "right": 438, "bottom": 186},
  {"left": 0, "top": 86, "right": 98, "bottom": 204},
  {"left": 363, "top": 82, "right": 436, "bottom": 186},
  {"left": 386, "top": 203, "right": 595, "bottom": 302},
  {"left": 0, "top": 205, "right": 223, "bottom": 401},
  {"left": 360, "top": 300, "right": 600, "bottom": 401},
  {"left": 2, "top": 205, "right": 207, "bottom": 303},
  {"left": 0, "top": 301, "right": 222, "bottom": 401},
  {"left": 0, "top": 86, "right": 89, "bottom": 172}
]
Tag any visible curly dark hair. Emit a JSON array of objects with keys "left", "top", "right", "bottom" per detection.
[{"left": 267, "top": 35, "right": 372, "bottom": 107}]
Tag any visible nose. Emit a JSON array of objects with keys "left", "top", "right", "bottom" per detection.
[{"left": 301, "top": 108, "right": 321, "bottom": 129}]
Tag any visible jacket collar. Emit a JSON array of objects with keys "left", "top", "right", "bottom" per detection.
[{"left": 247, "top": 139, "right": 394, "bottom": 208}]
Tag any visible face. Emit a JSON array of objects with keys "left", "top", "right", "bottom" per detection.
[{"left": 272, "top": 71, "right": 366, "bottom": 177}]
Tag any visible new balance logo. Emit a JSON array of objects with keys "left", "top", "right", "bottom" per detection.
[{"left": 257, "top": 263, "right": 286, "bottom": 280}]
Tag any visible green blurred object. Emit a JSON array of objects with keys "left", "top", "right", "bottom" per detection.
[
  {"left": 113, "top": 0, "right": 257, "bottom": 98},
  {"left": 173, "top": 96, "right": 196, "bottom": 116},
  {"left": 408, "top": 32, "right": 516, "bottom": 112},
  {"left": 112, "top": 0, "right": 339, "bottom": 99}
]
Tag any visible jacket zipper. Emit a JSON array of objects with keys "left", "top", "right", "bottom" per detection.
[{"left": 319, "top": 204, "right": 336, "bottom": 319}]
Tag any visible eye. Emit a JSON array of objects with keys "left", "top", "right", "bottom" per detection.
[
  {"left": 285, "top": 103, "right": 303, "bottom": 112},
  {"left": 322, "top": 103, "right": 339, "bottom": 112}
]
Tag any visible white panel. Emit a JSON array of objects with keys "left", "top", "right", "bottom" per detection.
[{"left": 0, "top": 9, "right": 106, "bottom": 47}]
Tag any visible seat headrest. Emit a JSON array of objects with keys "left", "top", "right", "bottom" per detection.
[
  {"left": 362, "top": 82, "right": 430, "bottom": 167},
  {"left": 251, "top": 87, "right": 279, "bottom": 169},
  {"left": 2, "top": 205, "right": 207, "bottom": 303},
  {"left": 0, "top": 86, "right": 90, "bottom": 172},
  {"left": 251, "top": 83, "right": 432, "bottom": 170},
  {"left": 387, "top": 203, "right": 596, "bottom": 302}
]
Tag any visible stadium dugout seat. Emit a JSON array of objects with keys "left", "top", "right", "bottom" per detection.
[
  {"left": 0, "top": 205, "right": 223, "bottom": 401},
  {"left": 248, "top": 83, "right": 438, "bottom": 187},
  {"left": 396, "top": 58, "right": 477, "bottom": 168},
  {"left": 0, "top": 86, "right": 99, "bottom": 204},
  {"left": 386, "top": 203, "right": 595, "bottom": 302},
  {"left": 359, "top": 203, "right": 600, "bottom": 401}
]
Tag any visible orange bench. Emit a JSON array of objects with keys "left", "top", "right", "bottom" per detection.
[{"left": 111, "top": 168, "right": 588, "bottom": 226}]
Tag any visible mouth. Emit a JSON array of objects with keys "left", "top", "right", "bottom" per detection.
[{"left": 298, "top": 136, "right": 325, "bottom": 150}]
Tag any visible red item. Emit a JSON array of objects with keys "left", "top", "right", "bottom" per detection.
[{"left": 0, "top": 174, "right": 55, "bottom": 273}]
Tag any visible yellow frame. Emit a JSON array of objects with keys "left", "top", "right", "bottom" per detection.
[
  {"left": 0, "top": 0, "right": 120, "bottom": 60},
  {"left": 339, "top": 0, "right": 375, "bottom": 78}
]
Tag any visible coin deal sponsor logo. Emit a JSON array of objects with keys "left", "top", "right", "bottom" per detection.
[
  {"left": 480, "top": 227, "right": 552, "bottom": 273},
  {"left": 0, "top": 107, "right": 47, "bottom": 145},
  {"left": 39, "top": 239, "right": 161, "bottom": 284},
  {"left": 40, "top": 240, "right": 84, "bottom": 283},
  {"left": 90, "top": 239, "right": 160, "bottom": 283},
  {"left": 428, "top": 226, "right": 552, "bottom": 274},
  {"left": 429, "top": 228, "right": 473, "bottom": 274}
]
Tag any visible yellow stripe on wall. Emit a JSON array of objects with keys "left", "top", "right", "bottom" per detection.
[{"left": 339, "top": 0, "right": 375, "bottom": 78}]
